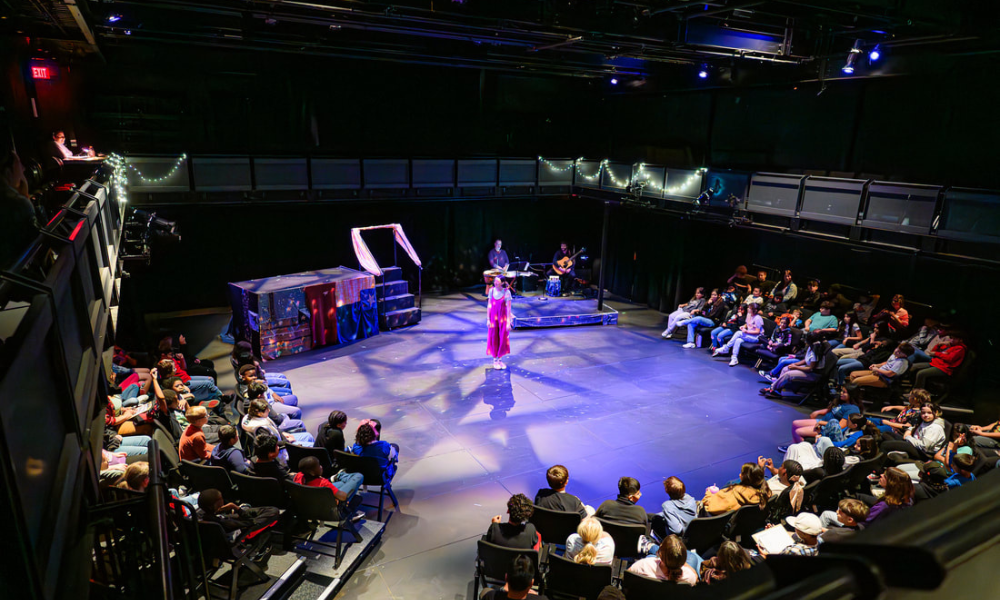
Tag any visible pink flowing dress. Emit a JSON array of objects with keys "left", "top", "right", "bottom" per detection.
[{"left": 487, "top": 287, "right": 511, "bottom": 359}]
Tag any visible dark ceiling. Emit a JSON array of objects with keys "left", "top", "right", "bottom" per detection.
[{"left": 4, "top": 0, "right": 999, "bottom": 84}]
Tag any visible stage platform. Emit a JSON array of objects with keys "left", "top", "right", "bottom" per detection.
[{"left": 510, "top": 295, "right": 618, "bottom": 328}]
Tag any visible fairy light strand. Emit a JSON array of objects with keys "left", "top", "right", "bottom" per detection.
[{"left": 539, "top": 156, "right": 707, "bottom": 196}]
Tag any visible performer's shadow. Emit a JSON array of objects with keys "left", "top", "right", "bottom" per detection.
[{"left": 476, "top": 368, "right": 515, "bottom": 420}]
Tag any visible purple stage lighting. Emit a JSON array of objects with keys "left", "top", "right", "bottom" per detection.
[
  {"left": 610, "top": 78, "right": 618, "bottom": 85},
  {"left": 869, "top": 46, "right": 881, "bottom": 61},
  {"left": 698, "top": 70, "right": 708, "bottom": 79},
  {"left": 107, "top": 14, "right": 121, "bottom": 23}
]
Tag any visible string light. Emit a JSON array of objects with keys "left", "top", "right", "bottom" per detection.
[
  {"left": 125, "top": 153, "right": 188, "bottom": 184},
  {"left": 539, "top": 156, "right": 707, "bottom": 196},
  {"left": 106, "top": 153, "right": 130, "bottom": 204}
]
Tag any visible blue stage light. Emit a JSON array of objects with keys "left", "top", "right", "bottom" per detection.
[
  {"left": 842, "top": 65, "right": 854, "bottom": 74},
  {"left": 698, "top": 70, "right": 708, "bottom": 79},
  {"left": 107, "top": 14, "right": 121, "bottom": 23},
  {"left": 869, "top": 46, "right": 881, "bottom": 61},
  {"left": 610, "top": 78, "right": 618, "bottom": 85}
]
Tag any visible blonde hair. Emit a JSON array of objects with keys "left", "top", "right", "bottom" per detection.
[
  {"left": 116, "top": 461, "right": 150, "bottom": 491},
  {"left": 573, "top": 517, "right": 603, "bottom": 565}
]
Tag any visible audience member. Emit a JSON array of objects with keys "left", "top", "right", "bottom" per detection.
[
  {"left": 871, "top": 389, "right": 929, "bottom": 438},
  {"left": 702, "top": 463, "right": 770, "bottom": 515},
  {"left": 661, "top": 287, "right": 706, "bottom": 338},
  {"left": 699, "top": 540, "right": 751, "bottom": 584},
  {"left": 869, "top": 294, "right": 910, "bottom": 337},
  {"left": 770, "top": 269, "right": 797, "bottom": 303},
  {"left": 774, "top": 513, "right": 821, "bottom": 556},
  {"left": 196, "top": 488, "right": 281, "bottom": 533},
  {"left": 912, "top": 461, "right": 950, "bottom": 503},
  {"left": 209, "top": 425, "right": 250, "bottom": 474},
  {"left": 758, "top": 457, "right": 804, "bottom": 495},
  {"left": 709, "top": 304, "right": 747, "bottom": 351},
  {"left": 795, "top": 279, "right": 822, "bottom": 313},
  {"left": 315, "top": 410, "right": 348, "bottom": 455},
  {"left": 534, "top": 465, "right": 592, "bottom": 518},
  {"left": 564, "top": 517, "right": 614, "bottom": 565},
  {"left": 908, "top": 331, "right": 967, "bottom": 389},
  {"left": 789, "top": 386, "right": 863, "bottom": 445},
  {"left": 828, "top": 312, "right": 863, "bottom": 349},
  {"left": 754, "top": 269, "right": 776, "bottom": 296},
  {"left": 651, "top": 476, "right": 696, "bottom": 538},
  {"left": 479, "top": 555, "right": 547, "bottom": 600},
  {"left": 0, "top": 141, "right": 40, "bottom": 269},
  {"left": 293, "top": 456, "right": 365, "bottom": 520},
  {"left": 759, "top": 333, "right": 827, "bottom": 398},
  {"left": 846, "top": 342, "right": 914, "bottom": 389},
  {"left": 179, "top": 406, "right": 214, "bottom": 462},
  {"left": 863, "top": 468, "right": 913, "bottom": 525},
  {"left": 627, "top": 535, "right": 698, "bottom": 584},
  {"left": 742, "top": 286, "right": 764, "bottom": 307},
  {"left": 804, "top": 301, "right": 839, "bottom": 337},
  {"left": 249, "top": 433, "right": 292, "bottom": 481},
  {"left": 881, "top": 402, "right": 947, "bottom": 464},
  {"left": 350, "top": 419, "right": 398, "bottom": 482},
  {"left": 726, "top": 265, "right": 753, "bottom": 296},
  {"left": 713, "top": 302, "right": 764, "bottom": 367},
  {"left": 242, "top": 398, "right": 314, "bottom": 446},
  {"left": 677, "top": 289, "right": 728, "bottom": 348},
  {"left": 114, "top": 461, "right": 150, "bottom": 492},
  {"left": 595, "top": 477, "right": 648, "bottom": 528},
  {"left": 819, "top": 498, "right": 869, "bottom": 543},
  {"left": 487, "top": 494, "right": 541, "bottom": 550},
  {"left": 945, "top": 454, "right": 976, "bottom": 488}
]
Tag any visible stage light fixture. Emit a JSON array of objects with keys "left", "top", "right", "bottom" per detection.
[
  {"left": 698, "top": 69, "right": 708, "bottom": 79},
  {"left": 841, "top": 39, "right": 862, "bottom": 75},
  {"left": 610, "top": 77, "right": 618, "bottom": 85},
  {"left": 107, "top": 14, "right": 122, "bottom": 23},
  {"left": 869, "top": 45, "right": 881, "bottom": 62}
]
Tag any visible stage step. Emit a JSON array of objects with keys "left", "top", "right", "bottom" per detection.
[
  {"left": 379, "top": 293, "right": 415, "bottom": 313},
  {"left": 381, "top": 266, "right": 403, "bottom": 282},
  {"left": 375, "top": 279, "right": 409, "bottom": 299},
  {"left": 380, "top": 307, "right": 421, "bottom": 329}
]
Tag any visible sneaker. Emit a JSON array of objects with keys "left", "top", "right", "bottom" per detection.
[
  {"left": 712, "top": 347, "right": 724, "bottom": 357},
  {"left": 134, "top": 394, "right": 149, "bottom": 403},
  {"left": 757, "top": 369, "right": 769, "bottom": 378},
  {"left": 682, "top": 343, "right": 696, "bottom": 349},
  {"left": 777, "top": 445, "right": 789, "bottom": 454},
  {"left": 758, "top": 387, "right": 773, "bottom": 396},
  {"left": 637, "top": 534, "right": 655, "bottom": 555},
  {"left": 887, "top": 451, "right": 909, "bottom": 462},
  {"left": 350, "top": 510, "right": 366, "bottom": 523},
  {"left": 867, "top": 473, "right": 881, "bottom": 483},
  {"left": 729, "top": 356, "right": 739, "bottom": 367}
]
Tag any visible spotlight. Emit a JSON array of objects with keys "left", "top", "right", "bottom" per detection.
[
  {"left": 841, "top": 39, "right": 862, "bottom": 75},
  {"left": 698, "top": 70, "right": 708, "bottom": 79},
  {"left": 106, "top": 14, "right": 122, "bottom": 23},
  {"left": 841, "top": 65, "right": 854, "bottom": 74},
  {"left": 610, "top": 77, "right": 618, "bottom": 85},
  {"left": 869, "top": 45, "right": 881, "bottom": 61},
  {"left": 124, "top": 30, "right": 132, "bottom": 35}
]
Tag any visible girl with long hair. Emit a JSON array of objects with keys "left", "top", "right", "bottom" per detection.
[
  {"left": 864, "top": 467, "right": 913, "bottom": 525},
  {"left": 486, "top": 276, "right": 513, "bottom": 370},
  {"left": 351, "top": 419, "right": 398, "bottom": 481},
  {"left": 700, "top": 541, "right": 752, "bottom": 584},
  {"left": 702, "top": 463, "right": 771, "bottom": 515},
  {"left": 564, "top": 517, "right": 615, "bottom": 565},
  {"left": 627, "top": 535, "right": 698, "bottom": 584},
  {"left": 115, "top": 461, "right": 150, "bottom": 492},
  {"left": 789, "top": 386, "right": 863, "bottom": 444}
]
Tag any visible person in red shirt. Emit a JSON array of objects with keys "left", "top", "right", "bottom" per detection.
[
  {"left": 292, "top": 456, "right": 365, "bottom": 521},
  {"left": 909, "top": 331, "right": 967, "bottom": 389},
  {"left": 179, "top": 406, "right": 214, "bottom": 462}
]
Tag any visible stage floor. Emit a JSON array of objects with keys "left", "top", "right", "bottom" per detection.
[{"left": 240, "top": 291, "right": 809, "bottom": 599}]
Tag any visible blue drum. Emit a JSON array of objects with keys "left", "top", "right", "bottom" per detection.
[{"left": 546, "top": 276, "right": 561, "bottom": 297}]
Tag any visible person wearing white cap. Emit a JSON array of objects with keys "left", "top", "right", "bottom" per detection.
[{"left": 780, "top": 512, "right": 822, "bottom": 556}]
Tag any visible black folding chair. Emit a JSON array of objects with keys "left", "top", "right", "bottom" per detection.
[
  {"left": 179, "top": 460, "right": 237, "bottom": 501},
  {"left": 726, "top": 504, "right": 767, "bottom": 549},
  {"left": 622, "top": 570, "right": 677, "bottom": 599},
  {"left": 286, "top": 443, "right": 335, "bottom": 478},
  {"left": 231, "top": 471, "right": 287, "bottom": 509},
  {"left": 283, "top": 480, "right": 361, "bottom": 569},
  {"left": 596, "top": 518, "right": 647, "bottom": 561},
  {"left": 683, "top": 510, "right": 733, "bottom": 554},
  {"left": 846, "top": 453, "right": 884, "bottom": 497},
  {"left": 334, "top": 448, "right": 399, "bottom": 520},
  {"left": 183, "top": 517, "right": 273, "bottom": 600},
  {"left": 473, "top": 539, "right": 539, "bottom": 600},
  {"left": 810, "top": 466, "right": 855, "bottom": 512},
  {"left": 545, "top": 553, "right": 613, "bottom": 600},
  {"left": 529, "top": 505, "right": 582, "bottom": 546}
]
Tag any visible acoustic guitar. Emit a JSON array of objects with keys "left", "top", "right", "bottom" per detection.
[{"left": 552, "top": 247, "right": 586, "bottom": 275}]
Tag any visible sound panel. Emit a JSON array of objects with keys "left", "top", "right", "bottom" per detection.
[
  {"left": 937, "top": 188, "right": 1000, "bottom": 243},
  {"left": 457, "top": 159, "right": 498, "bottom": 187},
  {"left": 664, "top": 169, "right": 704, "bottom": 202},
  {"left": 413, "top": 159, "right": 456, "bottom": 188},
  {"left": 127, "top": 156, "right": 190, "bottom": 193},
  {"left": 861, "top": 182, "right": 940, "bottom": 235},
  {"left": 254, "top": 158, "right": 308, "bottom": 190},
  {"left": 747, "top": 172, "right": 803, "bottom": 216},
  {"left": 499, "top": 159, "right": 536, "bottom": 186},
  {"left": 311, "top": 159, "right": 361, "bottom": 190},
  {"left": 538, "top": 159, "right": 574, "bottom": 186},
  {"left": 363, "top": 159, "right": 410, "bottom": 189},
  {"left": 601, "top": 162, "right": 633, "bottom": 190},
  {"left": 800, "top": 176, "right": 866, "bottom": 225},
  {"left": 192, "top": 156, "right": 251, "bottom": 191}
]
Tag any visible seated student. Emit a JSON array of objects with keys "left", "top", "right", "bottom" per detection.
[
  {"left": 246, "top": 379, "right": 302, "bottom": 421},
  {"left": 534, "top": 464, "right": 592, "bottom": 518},
  {"left": 870, "top": 389, "right": 930, "bottom": 439},
  {"left": 595, "top": 477, "right": 648, "bottom": 528},
  {"left": 702, "top": 463, "right": 770, "bottom": 516},
  {"left": 315, "top": 410, "right": 348, "bottom": 455},
  {"left": 157, "top": 334, "right": 217, "bottom": 382},
  {"left": 480, "top": 554, "right": 548, "bottom": 600},
  {"left": 880, "top": 402, "right": 947, "bottom": 464},
  {"left": 564, "top": 517, "right": 615, "bottom": 565},
  {"left": 819, "top": 498, "right": 869, "bottom": 543},
  {"left": 758, "top": 457, "right": 804, "bottom": 496},
  {"left": 487, "top": 494, "right": 541, "bottom": 550},
  {"left": 713, "top": 302, "right": 765, "bottom": 367},
  {"left": 155, "top": 358, "right": 222, "bottom": 403},
  {"left": 627, "top": 535, "right": 698, "bottom": 584},
  {"left": 242, "top": 398, "right": 314, "bottom": 446},
  {"left": 929, "top": 423, "right": 972, "bottom": 470},
  {"left": 759, "top": 333, "right": 827, "bottom": 398},
  {"left": 651, "top": 476, "right": 697, "bottom": 539},
  {"left": 350, "top": 419, "right": 398, "bottom": 482},
  {"left": 945, "top": 453, "right": 977, "bottom": 488},
  {"left": 179, "top": 406, "right": 214, "bottom": 463},
  {"left": 759, "top": 512, "right": 822, "bottom": 557},
  {"left": 661, "top": 287, "right": 706, "bottom": 338},
  {"left": 802, "top": 446, "right": 846, "bottom": 483},
  {"left": 869, "top": 294, "right": 910, "bottom": 338},
  {"left": 862, "top": 468, "right": 914, "bottom": 524},
  {"left": 105, "top": 395, "right": 153, "bottom": 438},
  {"left": 770, "top": 269, "right": 797, "bottom": 303},
  {"left": 232, "top": 341, "right": 292, "bottom": 391},
  {"left": 726, "top": 265, "right": 753, "bottom": 297},
  {"left": 720, "top": 283, "right": 740, "bottom": 306},
  {"left": 904, "top": 320, "right": 949, "bottom": 364},
  {"left": 699, "top": 540, "right": 752, "bottom": 584},
  {"left": 249, "top": 433, "right": 292, "bottom": 481},
  {"left": 819, "top": 414, "right": 872, "bottom": 452},
  {"left": 804, "top": 301, "right": 839, "bottom": 337},
  {"left": 789, "top": 386, "right": 863, "bottom": 445},
  {"left": 293, "top": 456, "right": 365, "bottom": 516},
  {"left": 676, "top": 288, "right": 728, "bottom": 348},
  {"left": 764, "top": 463, "right": 806, "bottom": 526},
  {"left": 969, "top": 407, "right": 1000, "bottom": 450},
  {"left": 238, "top": 364, "right": 296, "bottom": 403},
  {"left": 908, "top": 331, "right": 967, "bottom": 389},
  {"left": 114, "top": 462, "right": 150, "bottom": 493},
  {"left": 709, "top": 304, "right": 747, "bottom": 351},
  {"left": 754, "top": 269, "right": 776, "bottom": 297},
  {"left": 795, "top": 279, "right": 822, "bottom": 313},
  {"left": 196, "top": 488, "right": 281, "bottom": 533},
  {"left": 210, "top": 425, "right": 250, "bottom": 474},
  {"left": 847, "top": 342, "right": 914, "bottom": 389},
  {"left": 912, "top": 461, "right": 950, "bottom": 504},
  {"left": 742, "top": 285, "right": 764, "bottom": 307},
  {"left": 828, "top": 312, "right": 863, "bottom": 349},
  {"left": 835, "top": 327, "right": 897, "bottom": 385},
  {"left": 765, "top": 314, "right": 794, "bottom": 353},
  {"left": 761, "top": 293, "right": 787, "bottom": 321}
]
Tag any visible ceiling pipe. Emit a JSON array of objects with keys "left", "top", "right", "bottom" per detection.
[{"left": 685, "top": 1, "right": 766, "bottom": 20}]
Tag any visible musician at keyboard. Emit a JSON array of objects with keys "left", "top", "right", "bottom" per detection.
[{"left": 488, "top": 238, "right": 510, "bottom": 270}]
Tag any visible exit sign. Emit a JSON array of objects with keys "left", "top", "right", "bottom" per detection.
[{"left": 31, "top": 65, "right": 52, "bottom": 79}]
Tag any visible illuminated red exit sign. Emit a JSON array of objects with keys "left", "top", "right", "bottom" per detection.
[{"left": 31, "top": 65, "right": 52, "bottom": 79}]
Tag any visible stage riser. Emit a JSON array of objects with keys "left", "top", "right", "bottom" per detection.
[
  {"left": 382, "top": 266, "right": 403, "bottom": 282},
  {"left": 379, "top": 293, "right": 415, "bottom": 313},
  {"left": 381, "top": 307, "right": 422, "bottom": 329},
  {"left": 375, "top": 280, "right": 409, "bottom": 299},
  {"left": 509, "top": 296, "right": 619, "bottom": 329},
  {"left": 513, "top": 313, "right": 619, "bottom": 328}
]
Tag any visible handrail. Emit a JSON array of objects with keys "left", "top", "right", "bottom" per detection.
[{"left": 146, "top": 438, "right": 174, "bottom": 600}]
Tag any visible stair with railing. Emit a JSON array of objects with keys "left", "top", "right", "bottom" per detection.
[{"left": 377, "top": 266, "right": 421, "bottom": 329}]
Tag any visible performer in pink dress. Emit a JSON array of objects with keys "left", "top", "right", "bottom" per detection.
[{"left": 487, "top": 276, "right": 512, "bottom": 369}]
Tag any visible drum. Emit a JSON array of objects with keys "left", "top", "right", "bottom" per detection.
[
  {"left": 484, "top": 268, "right": 517, "bottom": 285},
  {"left": 545, "top": 275, "right": 561, "bottom": 297}
]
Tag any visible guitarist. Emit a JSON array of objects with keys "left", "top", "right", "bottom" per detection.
[{"left": 550, "top": 242, "right": 576, "bottom": 296}]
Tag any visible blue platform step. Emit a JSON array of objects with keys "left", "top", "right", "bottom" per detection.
[
  {"left": 375, "top": 280, "right": 408, "bottom": 299},
  {"left": 380, "top": 307, "right": 421, "bottom": 329},
  {"left": 377, "top": 266, "right": 421, "bottom": 330},
  {"left": 379, "top": 293, "right": 415, "bottom": 313},
  {"left": 382, "top": 266, "right": 403, "bottom": 282}
]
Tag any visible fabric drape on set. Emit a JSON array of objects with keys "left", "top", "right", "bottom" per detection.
[{"left": 351, "top": 224, "right": 423, "bottom": 276}]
